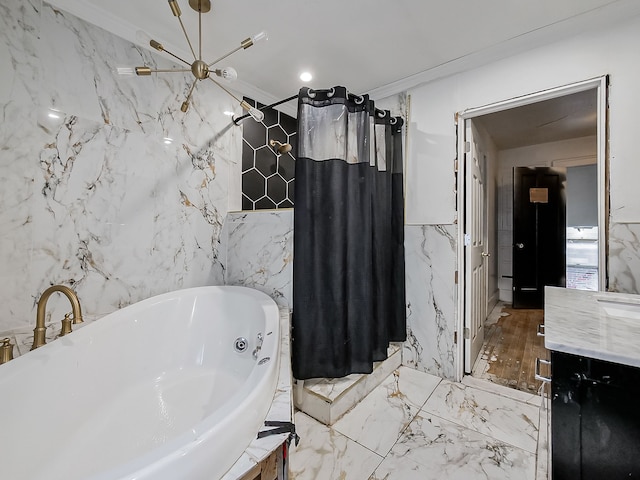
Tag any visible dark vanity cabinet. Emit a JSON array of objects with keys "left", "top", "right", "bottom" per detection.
[{"left": 551, "top": 351, "right": 640, "bottom": 479}]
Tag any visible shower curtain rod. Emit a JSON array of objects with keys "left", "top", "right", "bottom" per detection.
[
  {"left": 232, "top": 94, "right": 298, "bottom": 124},
  {"left": 232, "top": 88, "right": 399, "bottom": 125}
]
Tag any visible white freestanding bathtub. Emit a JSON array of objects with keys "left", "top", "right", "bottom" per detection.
[{"left": 0, "top": 286, "right": 280, "bottom": 480}]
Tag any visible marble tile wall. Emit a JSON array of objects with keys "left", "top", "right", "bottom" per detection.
[
  {"left": 403, "top": 225, "right": 457, "bottom": 379},
  {"left": 221, "top": 210, "right": 294, "bottom": 308},
  {"left": 221, "top": 215, "right": 460, "bottom": 379},
  {"left": 608, "top": 222, "right": 640, "bottom": 294},
  {"left": 0, "top": 0, "right": 242, "bottom": 332}
]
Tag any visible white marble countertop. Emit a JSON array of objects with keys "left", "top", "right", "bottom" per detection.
[{"left": 545, "top": 286, "right": 640, "bottom": 367}]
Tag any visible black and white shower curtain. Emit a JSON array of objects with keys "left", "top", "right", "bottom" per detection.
[{"left": 292, "top": 86, "right": 406, "bottom": 380}]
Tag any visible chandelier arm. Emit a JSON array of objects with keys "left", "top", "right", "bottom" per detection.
[
  {"left": 145, "top": 68, "right": 192, "bottom": 74},
  {"left": 186, "top": 80, "right": 198, "bottom": 101},
  {"left": 180, "top": 80, "right": 199, "bottom": 112},
  {"left": 209, "top": 77, "right": 241, "bottom": 103},
  {"left": 207, "top": 46, "right": 243, "bottom": 67},
  {"left": 199, "top": 9, "right": 202, "bottom": 61},
  {"left": 160, "top": 48, "right": 193, "bottom": 67},
  {"left": 176, "top": 16, "right": 197, "bottom": 60}
]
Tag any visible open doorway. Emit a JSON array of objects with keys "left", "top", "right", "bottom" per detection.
[{"left": 456, "top": 78, "right": 608, "bottom": 391}]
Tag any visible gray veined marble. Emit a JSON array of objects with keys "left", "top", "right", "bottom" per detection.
[
  {"left": 0, "top": 0, "right": 41, "bottom": 107},
  {"left": 222, "top": 210, "right": 294, "bottom": 308},
  {"left": 608, "top": 222, "right": 640, "bottom": 295},
  {"left": 422, "top": 380, "right": 539, "bottom": 454},
  {"left": 289, "top": 411, "right": 384, "bottom": 480},
  {"left": 372, "top": 92, "right": 407, "bottom": 119},
  {"left": 545, "top": 286, "right": 640, "bottom": 367},
  {"left": 403, "top": 224, "right": 457, "bottom": 379},
  {"left": 289, "top": 367, "right": 541, "bottom": 480},
  {"left": 0, "top": 0, "right": 241, "bottom": 332},
  {"left": 331, "top": 366, "right": 441, "bottom": 457},
  {"left": 375, "top": 413, "right": 536, "bottom": 480}
]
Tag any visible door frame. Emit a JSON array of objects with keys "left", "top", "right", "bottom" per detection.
[{"left": 455, "top": 76, "right": 608, "bottom": 382}]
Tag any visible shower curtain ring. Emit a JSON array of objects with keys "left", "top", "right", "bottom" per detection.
[
  {"left": 326, "top": 87, "right": 335, "bottom": 98},
  {"left": 353, "top": 94, "right": 364, "bottom": 104},
  {"left": 390, "top": 117, "right": 397, "bottom": 125},
  {"left": 307, "top": 88, "right": 317, "bottom": 98},
  {"left": 377, "top": 110, "right": 387, "bottom": 118}
]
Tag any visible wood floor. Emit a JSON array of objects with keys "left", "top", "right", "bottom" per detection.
[{"left": 471, "top": 303, "right": 550, "bottom": 393}]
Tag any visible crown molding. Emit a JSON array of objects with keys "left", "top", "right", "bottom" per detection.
[{"left": 367, "top": 0, "right": 640, "bottom": 101}]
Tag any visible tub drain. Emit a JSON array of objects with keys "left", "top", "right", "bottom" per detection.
[{"left": 234, "top": 337, "right": 248, "bottom": 353}]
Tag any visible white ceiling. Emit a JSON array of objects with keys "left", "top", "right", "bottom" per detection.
[{"left": 48, "top": 0, "right": 640, "bottom": 112}]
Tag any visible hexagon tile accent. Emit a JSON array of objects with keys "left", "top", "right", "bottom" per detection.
[{"left": 241, "top": 97, "right": 296, "bottom": 210}]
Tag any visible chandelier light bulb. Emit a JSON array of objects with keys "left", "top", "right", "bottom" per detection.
[
  {"left": 248, "top": 107, "right": 264, "bottom": 122},
  {"left": 252, "top": 31, "right": 268, "bottom": 44},
  {"left": 215, "top": 67, "right": 238, "bottom": 82},
  {"left": 300, "top": 71, "right": 312, "bottom": 82},
  {"left": 116, "top": 67, "right": 136, "bottom": 76}
]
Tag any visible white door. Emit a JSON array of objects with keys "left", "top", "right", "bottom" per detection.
[{"left": 464, "top": 121, "right": 488, "bottom": 373}]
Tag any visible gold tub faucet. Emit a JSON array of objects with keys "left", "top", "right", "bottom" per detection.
[{"left": 32, "top": 285, "right": 83, "bottom": 350}]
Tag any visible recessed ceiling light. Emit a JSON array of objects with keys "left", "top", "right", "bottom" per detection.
[
  {"left": 299, "top": 72, "right": 312, "bottom": 82},
  {"left": 223, "top": 110, "right": 235, "bottom": 116},
  {"left": 163, "top": 137, "right": 173, "bottom": 144}
]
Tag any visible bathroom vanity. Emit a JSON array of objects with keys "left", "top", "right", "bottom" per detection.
[{"left": 544, "top": 287, "right": 640, "bottom": 479}]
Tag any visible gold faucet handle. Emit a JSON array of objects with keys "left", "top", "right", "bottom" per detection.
[
  {"left": 1, "top": 338, "right": 14, "bottom": 364},
  {"left": 60, "top": 313, "right": 73, "bottom": 337}
]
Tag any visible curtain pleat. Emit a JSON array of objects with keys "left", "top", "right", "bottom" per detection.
[
  {"left": 390, "top": 117, "right": 406, "bottom": 341},
  {"left": 292, "top": 86, "right": 406, "bottom": 380},
  {"left": 371, "top": 109, "right": 393, "bottom": 360}
]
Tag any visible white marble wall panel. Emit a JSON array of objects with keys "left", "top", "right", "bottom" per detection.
[
  {"left": 222, "top": 210, "right": 294, "bottom": 308},
  {"left": 0, "top": 0, "right": 41, "bottom": 107},
  {"left": 0, "top": 0, "right": 241, "bottom": 331},
  {"left": 608, "top": 222, "right": 640, "bottom": 295},
  {"left": 403, "top": 224, "right": 457, "bottom": 380},
  {"left": 373, "top": 92, "right": 407, "bottom": 118},
  {"left": 0, "top": 1, "right": 43, "bottom": 331}
]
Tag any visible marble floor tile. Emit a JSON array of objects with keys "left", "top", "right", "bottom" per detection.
[
  {"left": 332, "top": 367, "right": 441, "bottom": 456},
  {"left": 422, "top": 380, "right": 539, "bottom": 453},
  {"left": 372, "top": 413, "right": 536, "bottom": 480},
  {"left": 462, "top": 375, "right": 544, "bottom": 407},
  {"left": 289, "top": 412, "right": 383, "bottom": 480},
  {"left": 369, "top": 454, "right": 436, "bottom": 480}
]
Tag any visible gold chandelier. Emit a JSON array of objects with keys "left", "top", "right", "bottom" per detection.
[{"left": 127, "top": 0, "right": 266, "bottom": 121}]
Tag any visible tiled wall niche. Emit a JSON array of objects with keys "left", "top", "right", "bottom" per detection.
[{"left": 241, "top": 98, "right": 297, "bottom": 210}]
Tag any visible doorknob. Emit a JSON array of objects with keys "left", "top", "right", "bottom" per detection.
[
  {"left": 515, "top": 243, "right": 524, "bottom": 249},
  {"left": 481, "top": 252, "right": 491, "bottom": 257}
]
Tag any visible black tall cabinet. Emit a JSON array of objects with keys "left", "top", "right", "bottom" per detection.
[{"left": 551, "top": 350, "right": 640, "bottom": 479}]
